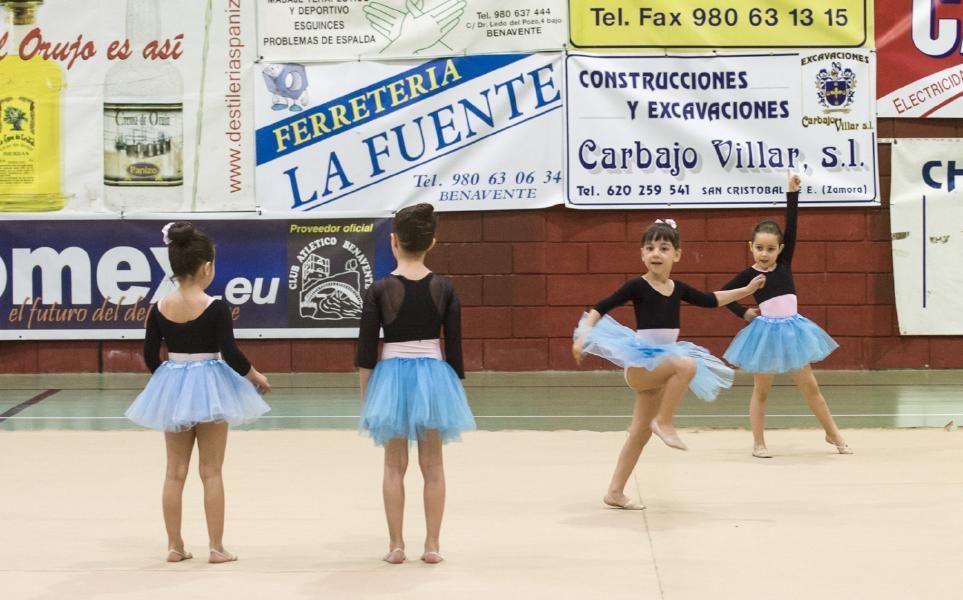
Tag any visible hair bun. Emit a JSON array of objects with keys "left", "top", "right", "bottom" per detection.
[
  {"left": 167, "top": 222, "right": 195, "bottom": 245},
  {"left": 393, "top": 203, "right": 438, "bottom": 253},
  {"left": 413, "top": 203, "right": 435, "bottom": 217}
]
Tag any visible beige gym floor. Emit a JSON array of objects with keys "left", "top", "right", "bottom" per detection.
[{"left": 1, "top": 371, "right": 961, "bottom": 599}]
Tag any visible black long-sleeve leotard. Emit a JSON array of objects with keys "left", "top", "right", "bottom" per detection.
[
  {"left": 143, "top": 299, "right": 251, "bottom": 375},
  {"left": 593, "top": 278, "right": 719, "bottom": 329},
  {"left": 723, "top": 191, "right": 799, "bottom": 318},
  {"left": 355, "top": 273, "right": 465, "bottom": 379}
]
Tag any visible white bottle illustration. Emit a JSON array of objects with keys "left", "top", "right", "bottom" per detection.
[{"left": 103, "top": 0, "right": 183, "bottom": 212}]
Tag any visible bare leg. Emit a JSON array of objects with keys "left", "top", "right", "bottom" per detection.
[
  {"left": 163, "top": 429, "right": 195, "bottom": 561},
  {"left": 605, "top": 385, "right": 662, "bottom": 509},
  {"left": 418, "top": 430, "right": 445, "bottom": 563},
  {"left": 789, "top": 365, "right": 851, "bottom": 452},
  {"left": 195, "top": 421, "right": 234, "bottom": 562},
  {"left": 650, "top": 357, "right": 697, "bottom": 450},
  {"left": 383, "top": 438, "right": 409, "bottom": 563},
  {"left": 750, "top": 373, "right": 775, "bottom": 454}
]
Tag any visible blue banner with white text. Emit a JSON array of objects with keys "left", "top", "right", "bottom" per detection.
[{"left": 0, "top": 218, "right": 392, "bottom": 339}]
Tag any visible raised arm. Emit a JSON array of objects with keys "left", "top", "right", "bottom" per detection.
[{"left": 781, "top": 174, "right": 801, "bottom": 265}]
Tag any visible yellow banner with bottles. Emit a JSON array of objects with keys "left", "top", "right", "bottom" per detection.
[{"left": 570, "top": 0, "right": 871, "bottom": 48}]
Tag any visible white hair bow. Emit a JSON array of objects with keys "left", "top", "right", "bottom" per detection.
[
  {"left": 161, "top": 222, "right": 175, "bottom": 245},
  {"left": 654, "top": 218, "right": 677, "bottom": 229}
]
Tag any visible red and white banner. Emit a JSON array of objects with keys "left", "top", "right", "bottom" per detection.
[{"left": 877, "top": 0, "right": 963, "bottom": 117}]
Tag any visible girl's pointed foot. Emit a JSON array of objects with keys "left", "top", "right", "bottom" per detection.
[
  {"left": 650, "top": 419, "right": 687, "bottom": 451},
  {"left": 421, "top": 551, "right": 444, "bottom": 564},
  {"left": 825, "top": 435, "right": 854, "bottom": 455},
  {"left": 603, "top": 492, "right": 645, "bottom": 510}
]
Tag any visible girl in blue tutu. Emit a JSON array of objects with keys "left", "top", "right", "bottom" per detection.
[
  {"left": 356, "top": 203, "right": 475, "bottom": 564},
  {"left": 126, "top": 222, "right": 271, "bottom": 563},
  {"left": 572, "top": 219, "right": 765, "bottom": 510},
  {"left": 722, "top": 173, "right": 852, "bottom": 458}
]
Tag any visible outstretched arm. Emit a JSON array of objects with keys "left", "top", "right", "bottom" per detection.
[
  {"left": 719, "top": 271, "right": 757, "bottom": 318},
  {"left": 713, "top": 274, "right": 766, "bottom": 306},
  {"left": 677, "top": 277, "right": 765, "bottom": 309}
]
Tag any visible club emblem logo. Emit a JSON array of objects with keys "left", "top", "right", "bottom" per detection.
[{"left": 291, "top": 237, "right": 369, "bottom": 321}]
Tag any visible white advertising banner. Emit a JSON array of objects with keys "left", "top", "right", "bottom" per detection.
[
  {"left": 254, "top": 53, "right": 564, "bottom": 214},
  {"left": 566, "top": 51, "right": 879, "bottom": 208},
  {"left": 256, "top": 0, "right": 566, "bottom": 62},
  {"left": 0, "top": 0, "right": 257, "bottom": 215},
  {"left": 890, "top": 140, "right": 963, "bottom": 335}
]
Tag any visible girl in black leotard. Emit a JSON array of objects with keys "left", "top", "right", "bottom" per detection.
[
  {"left": 573, "top": 219, "right": 764, "bottom": 510},
  {"left": 356, "top": 203, "right": 475, "bottom": 565},
  {"left": 722, "top": 173, "right": 852, "bottom": 458},
  {"left": 126, "top": 222, "right": 271, "bottom": 564}
]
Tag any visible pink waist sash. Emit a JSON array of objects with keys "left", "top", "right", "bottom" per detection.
[
  {"left": 382, "top": 339, "right": 443, "bottom": 360},
  {"left": 168, "top": 352, "right": 221, "bottom": 362},
  {"left": 634, "top": 328, "right": 680, "bottom": 344},
  {"left": 759, "top": 294, "right": 798, "bottom": 318}
]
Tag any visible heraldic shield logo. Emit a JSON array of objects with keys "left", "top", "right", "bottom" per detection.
[
  {"left": 287, "top": 222, "right": 376, "bottom": 328},
  {"left": 816, "top": 62, "right": 856, "bottom": 112}
]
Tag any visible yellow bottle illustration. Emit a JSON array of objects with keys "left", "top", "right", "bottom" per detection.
[{"left": 0, "top": 0, "right": 65, "bottom": 211}]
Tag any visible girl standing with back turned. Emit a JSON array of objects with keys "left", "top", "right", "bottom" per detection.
[
  {"left": 126, "top": 222, "right": 271, "bottom": 563},
  {"left": 357, "top": 204, "right": 475, "bottom": 564}
]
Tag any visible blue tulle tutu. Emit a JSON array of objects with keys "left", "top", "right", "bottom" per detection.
[
  {"left": 724, "top": 314, "right": 838, "bottom": 373},
  {"left": 360, "top": 357, "right": 476, "bottom": 446},
  {"left": 126, "top": 359, "right": 270, "bottom": 432},
  {"left": 575, "top": 313, "right": 734, "bottom": 401}
]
